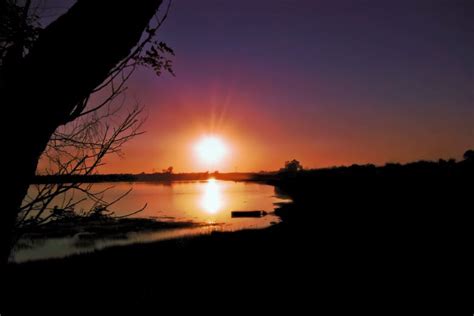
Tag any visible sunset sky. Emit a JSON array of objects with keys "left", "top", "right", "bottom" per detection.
[{"left": 44, "top": 0, "right": 473, "bottom": 173}]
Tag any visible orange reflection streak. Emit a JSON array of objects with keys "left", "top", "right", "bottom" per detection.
[{"left": 200, "top": 178, "right": 224, "bottom": 214}]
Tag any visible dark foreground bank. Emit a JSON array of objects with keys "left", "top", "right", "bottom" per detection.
[{"left": 3, "top": 160, "right": 472, "bottom": 313}]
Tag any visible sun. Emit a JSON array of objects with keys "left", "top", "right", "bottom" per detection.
[{"left": 195, "top": 136, "right": 228, "bottom": 165}]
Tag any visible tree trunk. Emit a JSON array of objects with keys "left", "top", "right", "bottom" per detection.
[{"left": 0, "top": 0, "right": 163, "bottom": 264}]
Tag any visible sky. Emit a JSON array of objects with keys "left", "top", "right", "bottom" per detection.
[{"left": 39, "top": 0, "right": 474, "bottom": 173}]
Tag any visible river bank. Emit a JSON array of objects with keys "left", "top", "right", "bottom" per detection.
[{"left": 4, "top": 161, "right": 471, "bottom": 312}]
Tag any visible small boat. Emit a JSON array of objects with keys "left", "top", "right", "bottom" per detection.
[{"left": 231, "top": 210, "right": 267, "bottom": 218}]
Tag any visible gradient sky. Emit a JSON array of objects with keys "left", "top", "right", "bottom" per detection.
[{"left": 41, "top": 0, "right": 474, "bottom": 173}]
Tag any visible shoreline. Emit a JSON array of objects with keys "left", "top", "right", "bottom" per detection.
[
  {"left": 5, "top": 163, "right": 472, "bottom": 310},
  {"left": 31, "top": 172, "right": 264, "bottom": 184}
]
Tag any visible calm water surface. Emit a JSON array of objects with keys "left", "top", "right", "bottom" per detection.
[{"left": 13, "top": 180, "right": 290, "bottom": 262}]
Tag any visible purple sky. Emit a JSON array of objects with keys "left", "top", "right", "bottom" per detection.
[{"left": 38, "top": 0, "right": 474, "bottom": 172}]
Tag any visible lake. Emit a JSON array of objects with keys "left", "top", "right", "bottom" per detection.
[{"left": 13, "top": 179, "right": 290, "bottom": 262}]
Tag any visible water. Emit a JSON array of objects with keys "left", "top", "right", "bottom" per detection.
[{"left": 13, "top": 179, "right": 290, "bottom": 262}]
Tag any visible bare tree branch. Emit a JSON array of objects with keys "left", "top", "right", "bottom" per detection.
[{"left": 13, "top": 1, "right": 175, "bottom": 240}]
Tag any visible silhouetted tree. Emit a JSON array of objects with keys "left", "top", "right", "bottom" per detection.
[
  {"left": 162, "top": 166, "right": 174, "bottom": 174},
  {"left": 463, "top": 150, "right": 474, "bottom": 162},
  {"left": 281, "top": 159, "right": 303, "bottom": 173},
  {"left": 0, "top": 0, "right": 40, "bottom": 66},
  {"left": 0, "top": 0, "right": 173, "bottom": 264},
  {"left": 18, "top": 105, "right": 147, "bottom": 239}
]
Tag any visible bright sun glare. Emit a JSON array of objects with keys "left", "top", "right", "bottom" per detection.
[{"left": 195, "top": 136, "right": 228, "bottom": 165}]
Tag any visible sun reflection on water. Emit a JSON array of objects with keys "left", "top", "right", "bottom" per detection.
[{"left": 200, "top": 178, "right": 224, "bottom": 214}]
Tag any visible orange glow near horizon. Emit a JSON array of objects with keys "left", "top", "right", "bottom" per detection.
[{"left": 55, "top": 80, "right": 473, "bottom": 175}]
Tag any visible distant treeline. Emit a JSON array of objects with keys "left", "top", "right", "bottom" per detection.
[
  {"left": 252, "top": 156, "right": 474, "bottom": 186},
  {"left": 258, "top": 157, "right": 474, "bottom": 209},
  {"left": 32, "top": 172, "right": 259, "bottom": 184},
  {"left": 33, "top": 155, "right": 474, "bottom": 184},
  {"left": 276, "top": 158, "right": 473, "bottom": 179}
]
